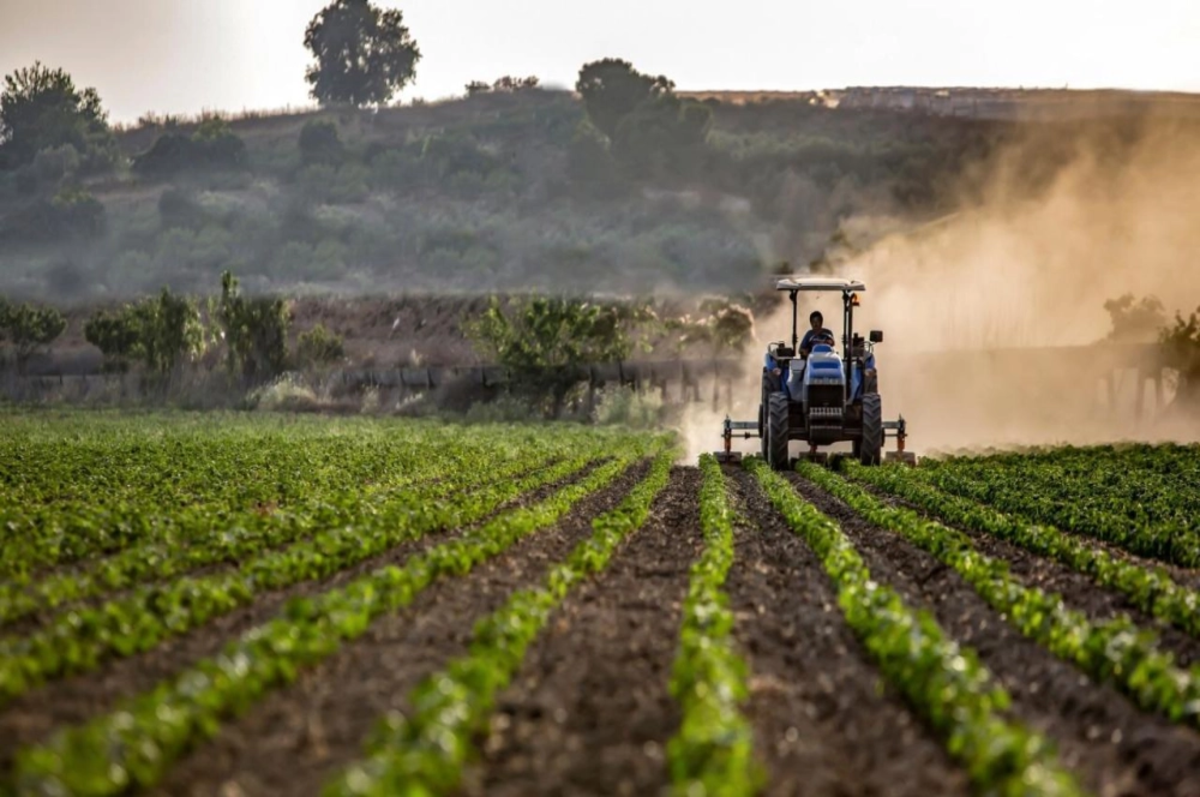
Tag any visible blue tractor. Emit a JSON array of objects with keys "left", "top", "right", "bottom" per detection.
[{"left": 719, "top": 277, "right": 912, "bottom": 469}]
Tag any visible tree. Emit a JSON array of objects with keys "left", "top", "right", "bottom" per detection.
[
  {"left": 467, "top": 296, "right": 638, "bottom": 416},
  {"left": 1161, "top": 308, "right": 1200, "bottom": 405},
  {"left": 216, "top": 271, "right": 290, "bottom": 382},
  {"left": 304, "top": 0, "right": 421, "bottom": 107},
  {"left": 0, "top": 62, "right": 113, "bottom": 170},
  {"left": 1105, "top": 294, "right": 1166, "bottom": 342},
  {"left": 575, "top": 59, "right": 673, "bottom": 141},
  {"left": 0, "top": 301, "right": 66, "bottom": 373},
  {"left": 84, "top": 309, "right": 141, "bottom": 372}
]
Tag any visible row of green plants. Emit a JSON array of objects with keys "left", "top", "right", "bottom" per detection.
[
  {"left": 846, "top": 462, "right": 1200, "bottom": 639},
  {"left": 800, "top": 463, "right": 1200, "bottom": 731},
  {"left": 0, "top": 419, "right": 547, "bottom": 580},
  {"left": 0, "top": 449, "right": 604, "bottom": 705},
  {"left": 0, "top": 442, "right": 566, "bottom": 627},
  {"left": 925, "top": 444, "right": 1200, "bottom": 526},
  {"left": 920, "top": 454, "right": 1200, "bottom": 568},
  {"left": 321, "top": 450, "right": 674, "bottom": 796},
  {"left": 665, "top": 455, "right": 759, "bottom": 796},
  {"left": 749, "top": 459, "right": 1082, "bottom": 796},
  {"left": 12, "top": 447, "right": 657, "bottom": 795}
]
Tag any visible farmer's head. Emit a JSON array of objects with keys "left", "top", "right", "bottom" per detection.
[{"left": 809, "top": 310, "right": 823, "bottom": 330}]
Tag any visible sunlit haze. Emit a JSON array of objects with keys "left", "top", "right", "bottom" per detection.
[{"left": 1, "top": 0, "right": 1198, "bottom": 122}]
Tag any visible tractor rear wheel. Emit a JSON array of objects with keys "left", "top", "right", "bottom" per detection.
[
  {"left": 860, "top": 393, "right": 883, "bottom": 466},
  {"left": 767, "top": 392, "right": 790, "bottom": 471}
]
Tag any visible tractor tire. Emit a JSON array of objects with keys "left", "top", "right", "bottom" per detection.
[
  {"left": 767, "top": 391, "right": 790, "bottom": 471},
  {"left": 860, "top": 393, "right": 883, "bottom": 466}
]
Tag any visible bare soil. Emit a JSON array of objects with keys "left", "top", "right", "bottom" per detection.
[
  {"left": 465, "top": 467, "right": 700, "bottom": 797},
  {"left": 726, "top": 468, "right": 969, "bottom": 797}
]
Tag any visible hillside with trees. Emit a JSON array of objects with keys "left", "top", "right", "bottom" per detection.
[{"left": 0, "top": 0, "right": 1194, "bottom": 306}]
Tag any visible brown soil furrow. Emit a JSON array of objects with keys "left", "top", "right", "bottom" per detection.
[
  {"left": 866, "top": 485, "right": 1200, "bottom": 667},
  {"left": 725, "top": 468, "right": 968, "bottom": 797},
  {"left": 0, "top": 460, "right": 603, "bottom": 774},
  {"left": 147, "top": 459, "right": 650, "bottom": 797},
  {"left": 464, "top": 466, "right": 700, "bottom": 797},
  {"left": 789, "top": 474, "right": 1200, "bottom": 797}
]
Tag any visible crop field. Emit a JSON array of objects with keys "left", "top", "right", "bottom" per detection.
[{"left": 2, "top": 413, "right": 1200, "bottom": 796}]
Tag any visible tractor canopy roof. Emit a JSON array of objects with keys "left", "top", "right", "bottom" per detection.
[{"left": 776, "top": 276, "right": 866, "bottom": 292}]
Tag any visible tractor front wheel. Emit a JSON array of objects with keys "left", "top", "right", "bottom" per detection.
[
  {"left": 859, "top": 393, "right": 883, "bottom": 466},
  {"left": 767, "top": 392, "right": 790, "bottom": 471}
]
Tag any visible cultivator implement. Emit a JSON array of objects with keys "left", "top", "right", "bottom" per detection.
[{"left": 715, "top": 414, "right": 916, "bottom": 465}]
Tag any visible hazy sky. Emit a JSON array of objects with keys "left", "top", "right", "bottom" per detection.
[{"left": 2, "top": 0, "right": 1198, "bottom": 123}]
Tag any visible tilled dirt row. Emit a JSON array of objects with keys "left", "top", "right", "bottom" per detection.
[
  {"left": 790, "top": 474, "right": 1200, "bottom": 797},
  {"left": 149, "top": 459, "right": 651, "bottom": 797},
  {"left": 464, "top": 467, "right": 701, "bottom": 797},
  {"left": 866, "top": 485, "right": 1200, "bottom": 668},
  {"left": 0, "top": 459, "right": 606, "bottom": 777},
  {"left": 726, "top": 468, "right": 968, "bottom": 797}
]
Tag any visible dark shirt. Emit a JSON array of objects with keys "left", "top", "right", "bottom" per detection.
[{"left": 800, "top": 327, "right": 835, "bottom": 354}]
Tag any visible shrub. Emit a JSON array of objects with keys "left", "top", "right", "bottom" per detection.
[
  {"left": 298, "top": 119, "right": 343, "bottom": 165},
  {"left": 132, "top": 118, "right": 247, "bottom": 177},
  {"left": 593, "top": 386, "right": 663, "bottom": 428},
  {"left": 0, "top": 187, "right": 105, "bottom": 242},
  {"left": 247, "top": 373, "right": 320, "bottom": 412},
  {"left": 296, "top": 323, "right": 345, "bottom": 365}
]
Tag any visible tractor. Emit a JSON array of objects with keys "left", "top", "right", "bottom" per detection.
[{"left": 718, "top": 276, "right": 913, "bottom": 469}]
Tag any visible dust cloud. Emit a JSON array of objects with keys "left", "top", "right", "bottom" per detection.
[{"left": 684, "top": 109, "right": 1200, "bottom": 459}]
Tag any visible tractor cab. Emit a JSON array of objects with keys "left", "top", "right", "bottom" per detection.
[{"left": 718, "top": 276, "right": 913, "bottom": 469}]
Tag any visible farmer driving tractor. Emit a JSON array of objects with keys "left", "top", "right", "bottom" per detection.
[{"left": 799, "top": 310, "right": 836, "bottom": 357}]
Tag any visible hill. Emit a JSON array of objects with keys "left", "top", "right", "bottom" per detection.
[{"left": 1, "top": 86, "right": 1196, "bottom": 303}]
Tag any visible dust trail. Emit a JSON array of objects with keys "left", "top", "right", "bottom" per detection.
[{"left": 681, "top": 109, "right": 1200, "bottom": 457}]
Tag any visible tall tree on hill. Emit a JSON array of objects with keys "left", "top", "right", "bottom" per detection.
[
  {"left": 0, "top": 62, "right": 113, "bottom": 169},
  {"left": 575, "top": 59, "right": 674, "bottom": 141},
  {"left": 304, "top": 0, "right": 421, "bottom": 107}
]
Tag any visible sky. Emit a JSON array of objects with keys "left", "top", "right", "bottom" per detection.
[{"left": 1, "top": 0, "right": 1198, "bottom": 123}]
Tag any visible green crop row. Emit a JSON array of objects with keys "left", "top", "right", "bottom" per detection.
[
  {"left": 12, "top": 447, "right": 660, "bottom": 796},
  {"left": 321, "top": 450, "right": 674, "bottom": 796},
  {"left": 846, "top": 462, "right": 1200, "bottom": 639},
  {"left": 665, "top": 454, "right": 760, "bottom": 797},
  {"left": 801, "top": 463, "right": 1200, "bottom": 731},
  {"left": 0, "top": 449, "right": 601, "bottom": 706},
  {"left": 0, "top": 421, "right": 563, "bottom": 581},
  {"left": 0, "top": 449, "right": 566, "bottom": 628},
  {"left": 921, "top": 450, "right": 1200, "bottom": 567},
  {"left": 749, "top": 459, "right": 1082, "bottom": 796}
]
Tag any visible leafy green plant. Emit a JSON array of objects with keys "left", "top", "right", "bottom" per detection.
[{"left": 666, "top": 454, "right": 760, "bottom": 796}]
